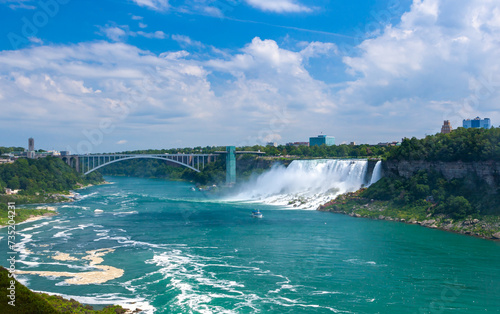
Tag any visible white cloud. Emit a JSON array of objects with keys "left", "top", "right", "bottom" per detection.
[
  {"left": 336, "top": 0, "right": 500, "bottom": 136},
  {"left": 1, "top": 0, "right": 36, "bottom": 10},
  {"left": 0, "top": 37, "right": 337, "bottom": 150},
  {"left": 299, "top": 42, "right": 338, "bottom": 59},
  {"left": 99, "top": 25, "right": 166, "bottom": 41},
  {"left": 171, "top": 35, "right": 204, "bottom": 48},
  {"left": 101, "top": 26, "right": 128, "bottom": 42},
  {"left": 138, "top": 22, "right": 148, "bottom": 29},
  {"left": 245, "top": 0, "right": 312, "bottom": 13},
  {"left": 28, "top": 37, "right": 44, "bottom": 45},
  {"left": 132, "top": 0, "right": 169, "bottom": 11}
]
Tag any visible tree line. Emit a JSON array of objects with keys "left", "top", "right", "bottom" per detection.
[
  {"left": 388, "top": 127, "right": 500, "bottom": 161},
  {"left": 0, "top": 156, "right": 103, "bottom": 195}
]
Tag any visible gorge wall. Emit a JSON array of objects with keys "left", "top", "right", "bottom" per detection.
[{"left": 383, "top": 160, "right": 500, "bottom": 187}]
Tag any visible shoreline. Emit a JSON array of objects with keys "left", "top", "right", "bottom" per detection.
[
  {"left": 0, "top": 181, "right": 110, "bottom": 227},
  {"left": 318, "top": 195, "right": 500, "bottom": 241}
]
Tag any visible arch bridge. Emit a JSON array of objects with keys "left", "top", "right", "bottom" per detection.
[
  {"left": 60, "top": 147, "right": 264, "bottom": 184},
  {"left": 60, "top": 154, "right": 218, "bottom": 175}
]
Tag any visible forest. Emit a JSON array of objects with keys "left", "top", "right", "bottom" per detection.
[
  {"left": 0, "top": 156, "right": 103, "bottom": 195},
  {"left": 388, "top": 127, "right": 500, "bottom": 161}
]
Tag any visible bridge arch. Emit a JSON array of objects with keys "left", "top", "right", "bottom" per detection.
[{"left": 83, "top": 156, "right": 200, "bottom": 175}]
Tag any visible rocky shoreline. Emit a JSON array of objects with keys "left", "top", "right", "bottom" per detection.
[{"left": 318, "top": 192, "right": 500, "bottom": 241}]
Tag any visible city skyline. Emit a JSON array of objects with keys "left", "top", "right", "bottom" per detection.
[{"left": 1, "top": 0, "right": 500, "bottom": 153}]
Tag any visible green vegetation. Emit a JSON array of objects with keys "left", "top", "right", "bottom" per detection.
[
  {"left": 98, "top": 158, "right": 226, "bottom": 185},
  {"left": 118, "top": 143, "right": 395, "bottom": 159},
  {"left": 0, "top": 157, "right": 103, "bottom": 195},
  {"left": 0, "top": 157, "right": 104, "bottom": 225},
  {"left": 388, "top": 127, "right": 500, "bottom": 161},
  {"left": 320, "top": 128, "right": 500, "bottom": 239},
  {"left": 0, "top": 202, "right": 56, "bottom": 226},
  {"left": 362, "top": 170, "right": 500, "bottom": 217},
  {"left": 0, "top": 266, "right": 125, "bottom": 313}
]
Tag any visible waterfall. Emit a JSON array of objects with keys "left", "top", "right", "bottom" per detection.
[
  {"left": 369, "top": 161, "right": 383, "bottom": 185},
  {"left": 227, "top": 159, "right": 369, "bottom": 210}
]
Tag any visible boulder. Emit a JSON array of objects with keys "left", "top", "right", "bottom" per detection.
[{"left": 492, "top": 232, "right": 500, "bottom": 240}]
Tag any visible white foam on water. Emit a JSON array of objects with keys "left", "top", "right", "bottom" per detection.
[
  {"left": 76, "top": 191, "right": 99, "bottom": 200},
  {"left": 227, "top": 159, "right": 371, "bottom": 210},
  {"left": 112, "top": 211, "right": 138, "bottom": 215}
]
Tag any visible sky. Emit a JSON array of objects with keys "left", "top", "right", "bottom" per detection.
[{"left": 0, "top": 0, "right": 499, "bottom": 153}]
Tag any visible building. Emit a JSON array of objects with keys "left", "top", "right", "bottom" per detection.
[
  {"left": 48, "top": 150, "right": 61, "bottom": 156},
  {"left": 441, "top": 120, "right": 453, "bottom": 134},
  {"left": 463, "top": 117, "right": 491, "bottom": 129},
  {"left": 286, "top": 142, "right": 309, "bottom": 147},
  {"left": 309, "top": 135, "right": 335, "bottom": 147},
  {"left": 266, "top": 142, "right": 278, "bottom": 147},
  {"left": 60, "top": 151, "right": 71, "bottom": 156},
  {"left": 27, "top": 137, "right": 35, "bottom": 159}
]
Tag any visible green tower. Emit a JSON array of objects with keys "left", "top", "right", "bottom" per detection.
[{"left": 226, "top": 146, "right": 236, "bottom": 185}]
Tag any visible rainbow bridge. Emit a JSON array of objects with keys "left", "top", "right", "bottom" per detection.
[{"left": 60, "top": 147, "right": 264, "bottom": 185}]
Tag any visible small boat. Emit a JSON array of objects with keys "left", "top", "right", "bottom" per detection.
[
  {"left": 251, "top": 209, "right": 263, "bottom": 218},
  {"left": 94, "top": 209, "right": 103, "bottom": 213},
  {"left": 190, "top": 187, "right": 196, "bottom": 191}
]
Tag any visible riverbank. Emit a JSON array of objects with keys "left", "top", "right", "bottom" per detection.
[
  {"left": 318, "top": 190, "right": 500, "bottom": 240},
  {"left": 0, "top": 182, "right": 109, "bottom": 227},
  {"left": 0, "top": 266, "right": 128, "bottom": 313}
]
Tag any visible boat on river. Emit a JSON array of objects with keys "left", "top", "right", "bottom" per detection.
[{"left": 251, "top": 209, "right": 263, "bottom": 218}]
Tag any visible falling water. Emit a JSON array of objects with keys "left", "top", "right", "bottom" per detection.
[
  {"left": 369, "top": 161, "right": 383, "bottom": 185},
  {"left": 228, "top": 159, "right": 370, "bottom": 209}
]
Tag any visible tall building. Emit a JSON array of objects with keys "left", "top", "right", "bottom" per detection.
[
  {"left": 309, "top": 135, "right": 335, "bottom": 146},
  {"left": 27, "top": 138, "right": 35, "bottom": 159},
  {"left": 463, "top": 117, "right": 491, "bottom": 129},
  {"left": 441, "top": 120, "right": 453, "bottom": 134}
]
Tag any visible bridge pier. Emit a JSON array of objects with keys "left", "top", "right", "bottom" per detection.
[{"left": 226, "top": 146, "right": 236, "bottom": 185}]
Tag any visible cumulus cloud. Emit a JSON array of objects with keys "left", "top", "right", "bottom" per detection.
[
  {"left": 0, "top": 37, "right": 337, "bottom": 150},
  {"left": 245, "top": 0, "right": 312, "bottom": 13},
  {"left": 337, "top": 0, "right": 500, "bottom": 136}
]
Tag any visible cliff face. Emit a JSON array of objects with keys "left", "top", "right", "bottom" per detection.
[{"left": 383, "top": 160, "right": 500, "bottom": 187}]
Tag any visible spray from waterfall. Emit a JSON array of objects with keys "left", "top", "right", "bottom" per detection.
[{"left": 226, "top": 159, "right": 371, "bottom": 210}]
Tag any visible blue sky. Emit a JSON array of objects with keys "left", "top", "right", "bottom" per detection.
[{"left": 0, "top": 0, "right": 499, "bottom": 153}]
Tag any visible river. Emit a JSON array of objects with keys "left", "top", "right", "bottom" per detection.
[{"left": 1, "top": 163, "right": 499, "bottom": 313}]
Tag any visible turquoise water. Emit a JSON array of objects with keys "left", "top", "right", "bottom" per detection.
[{"left": 1, "top": 176, "right": 500, "bottom": 313}]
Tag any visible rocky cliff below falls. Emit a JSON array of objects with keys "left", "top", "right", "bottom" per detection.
[{"left": 383, "top": 160, "right": 500, "bottom": 187}]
